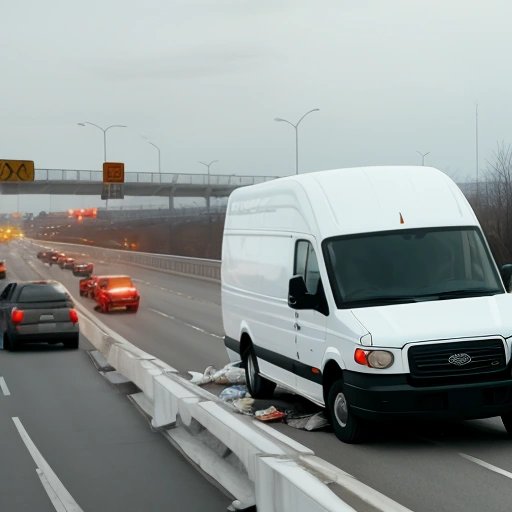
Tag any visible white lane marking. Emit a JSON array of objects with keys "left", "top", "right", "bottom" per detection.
[
  {"left": 37, "top": 469, "right": 67, "bottom": 512},
  {"left": 12, "top": 417, "right": 84, "bottom": 512},
  {"left": 148, "top": 308, "right": 223, "bottom": 339},
  {"left": 0, "top": 377, "right": 11, "bottom": 396},
  {"left": 460, "top": 453, "right": 512, "bottom": 480}
]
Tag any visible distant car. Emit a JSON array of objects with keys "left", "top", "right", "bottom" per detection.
[
  {"left": 61, "top": 257, "right": 75, "bottom": 269},
  {"left": 73, "top": 262, "right": 94, "bottom": 277},
  {"left": 0, "top": 261, "right": 5, "bottom": 279},
  {"left": 39, "top": 251, "right": 58, "bottom": 264},
  {"left": 51, "top": 252, "right": 66, "bottom": 266},
  {"left": 79, "top": 275, "right": 98, "bottom": 297},
  {"left": 94, "top": 275, "right": 140, "bottom": 313},
  {"left": 0, "top": 280, "right": 79, "bottom": 350}
]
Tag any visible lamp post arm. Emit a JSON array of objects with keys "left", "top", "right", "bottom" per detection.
[
  {"left": 274, "top": 118, "right": 296, "bottom": 129},
  {"left": 296, "top": 108, "right": 320, "bottom": 127},
  {"left": 105, "top": 124, "right": 127, "bottom": 133}
]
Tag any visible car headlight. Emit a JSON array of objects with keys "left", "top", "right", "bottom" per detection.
[{"left": 354, "top": 348, "right": 394, "bottom": 369}]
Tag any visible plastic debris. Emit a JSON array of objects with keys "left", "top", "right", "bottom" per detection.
[
  {"left": 254, "top": 406, "right": 287, "bottom": 422},
  {"left": 232, "top": 397, "right": 255, "bottom": 415},
  {"left": 188, "top": 363, "right": 245, "bottom": 386},
  {"left": 286, "top": 411, "right": 329, "bottom": 431},
  {"left": 219, "top": 385, "right": 249, "bottom": 401}
]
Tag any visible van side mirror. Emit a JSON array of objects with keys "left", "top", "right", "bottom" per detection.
[
  {"left": 288, "top": 275, "right": 318, "bottom": 310},
  {"left": 500, "top": 264, "right": 512, "bottom": 292}
]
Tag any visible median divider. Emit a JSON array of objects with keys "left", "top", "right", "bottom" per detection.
[{"left": 72, "top": 304, "right": 410, "bottom": 512}]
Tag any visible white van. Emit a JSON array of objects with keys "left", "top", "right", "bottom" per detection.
[{"left": 221, "top": 166, "right": 512, "bottom": 443}]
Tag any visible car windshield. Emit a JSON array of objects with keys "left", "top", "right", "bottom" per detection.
[
  {"left": 106, "top": 277, "right": 133, "bottom": 289},
  {"left": 324, "top": 227, "right": 504, "bottom": 308}
]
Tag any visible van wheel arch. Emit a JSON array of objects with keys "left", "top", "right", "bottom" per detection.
[
  {"left": 240, "top": 334, "right": 276, "bottom": 398},
  {"left": 322, "top": 359, "right": 343, "bottom": 405}
]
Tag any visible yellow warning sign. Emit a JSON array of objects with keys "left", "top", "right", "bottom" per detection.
[
  {"left": 0, "top": 160, "right": 35, "bottom": 181},
  {"left": 103, "top": 162, "right": 125, "bottom": 183}
]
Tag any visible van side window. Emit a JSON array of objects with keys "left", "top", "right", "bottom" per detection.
[{"left": 294, "top": 240, "right": 321, "bottom": 295}]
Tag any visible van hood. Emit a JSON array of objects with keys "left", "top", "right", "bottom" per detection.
[{"left": 349, "top": 293, "right": 512, "bottom": 348}]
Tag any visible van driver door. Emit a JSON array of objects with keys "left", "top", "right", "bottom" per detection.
[{"left": 292, "top": 239, "right": 327, "bottom": 403}]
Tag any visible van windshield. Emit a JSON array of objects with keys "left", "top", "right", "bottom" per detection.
[{"left": 324, "top": 227, "right": 504, "bottom": 308}]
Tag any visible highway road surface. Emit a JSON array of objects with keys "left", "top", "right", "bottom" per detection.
[
  {"left": 6, "top": 239, "right": 512, "bottom": 512},
  {"left": 0, "top": 242, "right": 232, "bottom": 511}
]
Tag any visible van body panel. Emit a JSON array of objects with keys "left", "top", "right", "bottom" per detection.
[
  {"left": 350, "top": 294, "right": 512, "bottom": 348},
  {"left": 221, "top": 166, "right": 512, "bottom": 425}
]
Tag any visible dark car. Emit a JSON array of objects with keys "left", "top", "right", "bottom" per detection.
[
  {"left": 50, "top": 252, "right": 66, "bottom": 265},
  {"left": 0, "top": 281, "right": 79, "bottom": 350},
  {"left": 73, "top": 262, "right": 94, "bottom": 277},
  {"left": 61, "top": 257, "right": 75, "bottom": 269}
]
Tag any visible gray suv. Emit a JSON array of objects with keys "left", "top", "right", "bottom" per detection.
[{"left": 0, "top": 281, "right": 79, "bottom": 350}]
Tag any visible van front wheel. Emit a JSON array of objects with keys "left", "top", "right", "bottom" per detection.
[
  {"left": 243, "top": 345, "right": 276, "bottom": 399},
  {"left": 328, "top": 380, "right": 365, "bottom": 443}
]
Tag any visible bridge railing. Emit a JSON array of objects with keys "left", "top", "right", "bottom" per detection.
[{"left": 34, "top": 169, "right": 278, "bottom": 186}]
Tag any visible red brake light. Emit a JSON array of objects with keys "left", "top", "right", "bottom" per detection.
[
  {"left": 69, "top": 309, "right": 79, "bottom": 324},
  {"left": 354, "top": 348, "right": 369, "bottom": 366},
  {"left": 11, "top": 308, "right": 24, "bottom": 325}
]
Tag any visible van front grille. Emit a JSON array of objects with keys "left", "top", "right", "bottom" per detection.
[{"left": 408, "top": 339, "right": 506, "bottom": 383}]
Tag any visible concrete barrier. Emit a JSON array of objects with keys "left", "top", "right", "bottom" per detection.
[{"left": 28, "top": 239, "right": 221, "bottom": 281}]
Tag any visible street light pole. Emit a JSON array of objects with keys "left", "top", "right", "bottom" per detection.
[
  {"left": 146, "top": 141, "right": 161, "bottom": 173},
  {"left": 416, "top": 150, "right": 430, "bottom": 166},
  {"left": 274, "top": 108, "right": 320, "bottom": 175},
  {"left": 199, "top": 160, "right": 219, "bottom": 186},
  {"left": 77, "top": 122, "right": 127, "bottom": 162},
  {"left": 78, "top": 122, "right": 127, "bottom": 210}
]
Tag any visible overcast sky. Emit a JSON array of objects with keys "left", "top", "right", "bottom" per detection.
[{"left": 1, "top": 0, "right": 511, "bottom": 212}]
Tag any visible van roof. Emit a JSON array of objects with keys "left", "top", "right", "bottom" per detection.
[{"left": 225, "top": 166, "right": 478, "bottom": 239}]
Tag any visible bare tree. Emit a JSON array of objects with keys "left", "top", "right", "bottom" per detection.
[{"left": 473, "top": 142, "right": 512, "bottom": 264}]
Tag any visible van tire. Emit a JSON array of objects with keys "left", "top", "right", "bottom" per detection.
[
  {"left": 328, "top": 379, "right": 365, "bottom": 443},
  {"left": 243, "top": 345, "right": 276, "bottom": 399}
]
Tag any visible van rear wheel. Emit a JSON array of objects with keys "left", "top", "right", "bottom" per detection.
[
  {"left": 328, "top": 380, "right": 365, "bottom": 443},
  {"left": 243, "top": 345, "right": 276, "bottom": 399}
]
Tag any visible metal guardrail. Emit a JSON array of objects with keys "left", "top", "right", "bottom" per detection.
[
  {"left": 31, "top": 239, "right": 221, "bottom": 281},
  {"left": 34, "top": 169, "right": 278, "bottom": 187}
]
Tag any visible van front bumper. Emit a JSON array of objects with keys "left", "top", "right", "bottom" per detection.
[{"left": 344, "top": 370, "right": 512, "bottom": 420}]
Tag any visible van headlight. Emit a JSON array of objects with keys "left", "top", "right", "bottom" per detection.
[{"left": 354, "top": 348, "right": 394, "bottom": 369}]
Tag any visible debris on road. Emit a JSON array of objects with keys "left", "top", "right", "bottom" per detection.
[
  {"left": 219, "top": 385, "right": 250, "bottom": 401},
  {"left": 189, "top": 363, "right": 245, "bottom": 386},
  {"left": 254, "top": 406, "right": 287, "bottom": 422},
  {"left": 232, "top": 397, "right": 255, "bottom": 415},
  {"left": 285, "top": 411, "right": 330, "bottom": 431}
]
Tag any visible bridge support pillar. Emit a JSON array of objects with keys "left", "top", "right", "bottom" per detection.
[{"left": 168, "top": 193, "right": 175, "bottom": 213}]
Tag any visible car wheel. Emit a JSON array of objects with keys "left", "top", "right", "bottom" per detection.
[
  {"left": 64, "top": 337, "right": 79, "bottom": 349},
  {"left": 327, "top": 379, "right": 365, "bottom": 443},
  {"left": 242, "top": 344, "right": 276, "bottom": 399},
  {"left": 2, "top": 333, "right": 10, "bottom": 350},
  {"left": 127, "top": 305, "right": 138, "bottom": 313}
]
